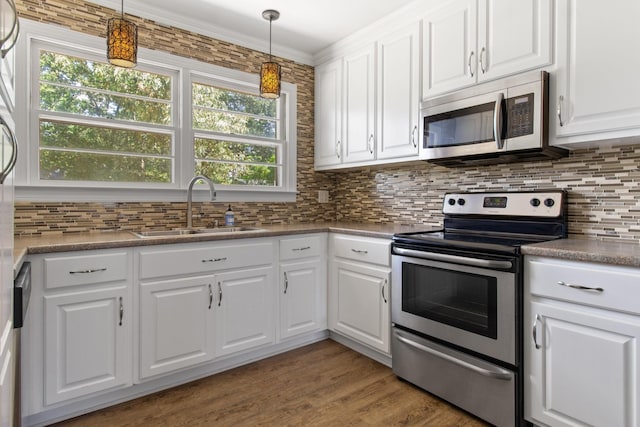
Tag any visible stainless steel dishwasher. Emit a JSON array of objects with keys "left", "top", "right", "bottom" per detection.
[{"left": 13, "top": 262, "right": 31, "bottom": 427}]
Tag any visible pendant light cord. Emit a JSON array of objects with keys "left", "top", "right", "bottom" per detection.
[
  {"left": 120, "top": 0, "right": 124, "bottom": 19},
  {"left": 268, "top": 17, "right": 272, "bottom": 61}
]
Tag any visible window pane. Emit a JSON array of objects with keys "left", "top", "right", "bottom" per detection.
[
  {"left": 192, "top": 109, "right": 276, "bottom": 138},
  {"left": 40, "top": 150, "right": 172, "bottom": 182},
  {"left": 40, "top": 120, "right": 172, "bottom": 155},
  {"left": 40, "top": 50, "right": 172, "bottom": 125},
  {"left": 41, "top": 51, "right": 171, "bottom": 99},
  {"left": 196, "top": 160, "right": 278, "bottom": 186},
  {"left": 193, "top": 84, "right": 276, "bottom": 117},
  {"left": 194, "top": 138, "right": 276, "bottom": 164}
]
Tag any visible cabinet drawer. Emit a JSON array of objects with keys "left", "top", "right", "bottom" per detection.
[
  {"left": 139, "top": 241, "right": 273, "bottom": 279},
  {"left": 332, "top": 235, "right": 390, "bottom": 267},
  {"left": 44, "top": 252, "right": 129, "bottom": 289},
  {"left": 526, "top": 256, "right": 640, "bottom": 315},
  {"left": 279, "top": 235, "right": 324, "bottom": 260}
]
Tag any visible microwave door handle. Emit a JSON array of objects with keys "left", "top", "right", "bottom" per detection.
[{"left": 494, "top": 93, "right": 504, "bottom": 150}]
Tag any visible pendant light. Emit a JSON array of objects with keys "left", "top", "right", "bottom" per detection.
[
  {"left": 260, "top": 9, "right": 281, "bottom": 99},
  {"left": 107, "top": 0, "right": 138, "bottom": 68}
]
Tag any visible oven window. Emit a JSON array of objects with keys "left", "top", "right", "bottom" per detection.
[
  {"left": 402, "top": 263, "right": 498, "bottom": 339},
  {"left": 424, "top": 101, "right": 495, "bottom": 148}
]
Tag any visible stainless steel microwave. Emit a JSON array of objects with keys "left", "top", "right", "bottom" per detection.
[{"left": 419, "top": 71, "right": 566, "bottom": 166}]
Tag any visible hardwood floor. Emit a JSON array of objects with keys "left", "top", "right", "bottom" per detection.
[{"left": 52, "top": 340, "right": 489, "bottom": 426}]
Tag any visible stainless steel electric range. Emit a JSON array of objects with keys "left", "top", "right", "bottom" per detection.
[{"left": 391, "top": 190, "right": 567, "bottom": 427}]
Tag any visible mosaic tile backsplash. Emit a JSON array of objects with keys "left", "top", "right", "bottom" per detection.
[{"left": 13, "top": 1, "right": 640, "bottom": 243}]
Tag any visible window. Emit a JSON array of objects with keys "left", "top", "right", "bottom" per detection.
[
  {"left": 16, "top": 21, "right": 297, "bottom": 202},
  {"left": 38, "top": 50, "right": 176, "bottom": 183},
  {"left": 192, "top": 82, "right": 283, "bottom": 187}
]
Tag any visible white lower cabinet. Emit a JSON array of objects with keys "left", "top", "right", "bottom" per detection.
[
  {"left": 524, "top": 256, "right": 640, "bottom": 427},
  {"left": 215, "top": 266, "right": 275, "bottom": 357},
  {"left": 329, "top": 234, "right": 391, "bottom": 354},
  {"left": 44, "top": 286, "right": 132, "bottom": 405},
  {"left": 139, "top": 275, "right": 215, "bottom": 379}
]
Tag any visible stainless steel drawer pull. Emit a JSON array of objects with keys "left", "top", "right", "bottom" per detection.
[
  {"left": 468, "top": 51, "right": 475, "bottom": 78},
  {"left": 532, "top": 314, "right": 541, "bottom": 350},
  {"left": 202, "top": 257, "right": 227, "bottom": 263},
  {"left": 351, "top": 249, "right": 368, "bottom": 254},
  {"left": 396, "top": 334, "right": 512, "bottom": 380},
  {"left": 208, "top": 284, "right": 213, "bottom": 310},
  {"left": 119, "top": 297, "right": 124, "bottom": 326},
  {"left": 411, "top": 125, "right": 417, "bottom": 147},
  {"left": 69, "top": 268, "right": 107, "bottom": 274},
  {"left": 218, "top": 282, "right": 222, "bottom": 307},
  {"left": 557, "top": 281, "right": 604, "bottom": 293},
  {"left": 284, "top": 272, "right": 289, "bottom": 294},
  {"left": 381, "top": 279, "right": 387, "bottom": 304},
  {"left": 292, "top": 246, "right": 311, "bottom": 251}
]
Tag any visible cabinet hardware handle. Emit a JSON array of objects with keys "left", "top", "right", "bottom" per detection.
[
  {"left": 284, "top": 272, "right": 289, "bottom": 294},
  {"left": 468, "top": 51, "right": 475, "bottom": 77},
  {"left": 69, "top": 268, "right": 107, "bottom": 274},
  {"left": 411, "top": 125, "right": 417, "bottom": 148},
  {"left": 336, "top": 140, "right": 341, "bottom": 159},
  {"left": 532, "top": 314, "right": 541, "bottom": 349},
  {"left": 292, "top": 246, "right": 311, "bottom": 251},
  {"left": 0, "top": 0, "right": 18, "bottom": 58},
  {"left": 351, "top": 249, "right": 368, "bottom": 254},
  {"left": 119, "top": 297, "right": 124, "bottom": 327},
  {"left": 557, "top": 95, "right": 564, "bottom": 127},
  {"left": 557, "top": 281, "right": 603, "bottom": 293},
  {"left": 368, "top": 134, "right": 374, "bottom": 154},
  {"left": 494, "top": 93, "right": 504, "bottom": 150},
  {"left": 479, "top": 47, "right": 486, "bottom": 73},
  {"left": 202, "top": 257, "right": 227, "bottom": 263},
  {"left": 218, "top": 282, "right": 222, "bottom": 307},
  {"left": 381, "top": 279, "right": 387, "bottom": 304},
  {"left": 0, "top": 116, "right": 18, "bottom": 184},
  {"left": 208, "top": 284, "right": 213, "bottom": 309}
]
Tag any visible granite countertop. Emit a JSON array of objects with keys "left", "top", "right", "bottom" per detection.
[
  {"left": 13, "top": 222, "right": 438, "bottom": 274},
  {"left": 522, "top": 238, "right": 640, "bottom": 268}
]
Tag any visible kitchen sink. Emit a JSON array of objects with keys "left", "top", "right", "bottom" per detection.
[{"left": 129, "top": 227, "right": 266, "bottom": 238}]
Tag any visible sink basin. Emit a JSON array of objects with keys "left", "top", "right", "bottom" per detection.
[{"left": 129, "top": 227, "right": 265, "bottom": 238}]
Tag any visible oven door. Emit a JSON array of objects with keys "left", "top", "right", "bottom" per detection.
[{"left": 391, "top": 247, "right": 516, "bottom": 365}]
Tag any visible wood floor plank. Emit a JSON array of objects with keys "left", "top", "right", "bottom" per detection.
[{"left": 52, "top": 340, "right": 490, "bottom": 427}]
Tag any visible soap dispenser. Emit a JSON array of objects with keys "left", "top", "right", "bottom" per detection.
[{"left": 224, "top": 205, "right": 235, "bottom": 226}]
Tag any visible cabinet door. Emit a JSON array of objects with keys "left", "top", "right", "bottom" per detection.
[
  {"left": 215, "top": 267, "right": 275, "bottom": 357},
  {"left": 477, "top": 0, "right": 551, "bottom": 82},
  {"left": 422, "top": 0, "right": 477, "bottom": 99},
  {"left": 279, "top": 259, "right": 326, "bottom": 340},
  {"left": 315, "top": 58, "right": 343, "bottom": 167},
  {"left": 525, "top": 300, "right": 640, "bottom": 427},
  {"left": 139, "top": 275, "right": 215, "bottom": 379},
  {"left": 330, "top": 260, "right": 390, "bottom": 353},
  {"left": 552, "top": 0, "right": 640, "bottom": 143},
  {"left": 343, "top": 44, "right": 376, "bottom": 163},
  {"left": 44, "top": 286, "right": 131, "bottom": 405},
  {"left": 377, "top": 24, "right": 420, "bottom": 160}
]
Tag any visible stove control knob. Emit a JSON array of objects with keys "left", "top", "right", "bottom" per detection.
[
  {"left": 457, "top": 198, "right": 466, "bottom": 206},
  {"left": 448, "top": 198, "right": 456, "bottom": 206},
  {"left": 530, "top": 198, "right": 541, "bottom": 207},
  {"left": 544, "top": 198, "right": 555, "bottom": 207}
]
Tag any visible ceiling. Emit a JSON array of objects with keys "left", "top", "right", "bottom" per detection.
[{"left": 90, "top": 0, "right": 419, "bottom": 64}]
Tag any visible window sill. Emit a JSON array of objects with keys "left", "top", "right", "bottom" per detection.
[{"left": 15, "top": 185, "right": 298, "bottom": 203}]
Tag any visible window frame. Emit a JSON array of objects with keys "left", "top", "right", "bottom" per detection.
[{"left": 15, "top": 20, "right": 297, "bottom": 202}]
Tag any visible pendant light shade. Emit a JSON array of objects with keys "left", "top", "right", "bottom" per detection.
[
  {"left": 260, "top": 9, "right": 281, "bottom": 99},
  {"left": 107, "top": 0, "right": 138, "bottom": 68}
]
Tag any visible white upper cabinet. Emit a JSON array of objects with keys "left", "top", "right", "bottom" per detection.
[
  {"left": 422, "top": 0, "right": 552, "bottom": 99},
  {"left": 423, "top": 0, "right": 477, "bottom": 98},
  {"left": 343, "top": 44, "right": 376, "bottom": 164},
  {"left": 477, "top": 0, "right": 551, "bottom": 82},
  {"left": 552, "top": 0, "right": 640, "bottom": 146},
  {"left": 377, "top": 24, "right": 420, "bottom": 160},
  {"left": 314, "top": 58, "right": 343, "bottom": 167}
]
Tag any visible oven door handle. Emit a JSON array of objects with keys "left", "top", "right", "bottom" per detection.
[
  {"left": 393, "top": 247, "right": 512, "bottom": 270},
  {"left": 396, "top": 334, "right": 513, "bottom": 381}
]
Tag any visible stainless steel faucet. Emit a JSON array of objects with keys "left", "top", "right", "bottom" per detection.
[{"left": 187, "top": 175, "right": 216, "bottom": 229}]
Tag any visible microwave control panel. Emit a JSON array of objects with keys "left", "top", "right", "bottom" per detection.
[{"left": 505, "top": 93, "right": 534, "bottom": 138}]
